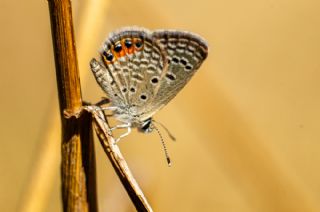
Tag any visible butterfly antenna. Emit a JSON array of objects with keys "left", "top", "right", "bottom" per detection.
[
  {"left": 153, "top": 120, "right": 176, "bottom": 141},
  {"left": 153, "top": 125, "right": 172, "bottom": 166}
]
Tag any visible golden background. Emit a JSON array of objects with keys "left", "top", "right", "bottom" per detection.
[{"left": 1, "top": 0, "right": 320, "bottom": 211}]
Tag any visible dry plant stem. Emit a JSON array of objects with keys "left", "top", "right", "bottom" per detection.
[
  {"left": 48, "top": 0, "right": 97, "bottom": 211},
  {"left": 82, "top": 105, "right": 153, "bottom": 212}
]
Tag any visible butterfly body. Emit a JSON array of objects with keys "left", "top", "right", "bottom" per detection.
[{"left": 90, "top": 27, "right": 208, "bottom": 135}]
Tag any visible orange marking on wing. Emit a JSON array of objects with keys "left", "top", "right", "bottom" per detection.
[
  {"left": 101, "top": 37, "right": 144, "bottom": 65},
  {"left": 121, "top": 38, "right": 135, "bottom": 55},
  {"left": 112, "top": 50, "right": 124, "bottom": 59},
  {"left": 133, "top": 38, "right": 144, "bottom": 51}
]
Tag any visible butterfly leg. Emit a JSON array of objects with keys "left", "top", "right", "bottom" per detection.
[
  {"left": 115, "top": 126, "right": 132, "bottom": 143},
  {"left": 110, "top": 123, "right": 132, "bottom": 143},
  {"left": 89, "top": 105, "right": 118, "bottom": 112},
  {"left": 89, "top": 105, "right": 118, "bottom": 120}
]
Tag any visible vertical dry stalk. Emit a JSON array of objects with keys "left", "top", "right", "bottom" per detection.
[{"left": 47, "top": 0, "right": 97, "bottom": 211}]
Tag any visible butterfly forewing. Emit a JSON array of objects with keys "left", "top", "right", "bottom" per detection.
[{"left": 90, "top": 58, "right": 127, "bottom": 108}]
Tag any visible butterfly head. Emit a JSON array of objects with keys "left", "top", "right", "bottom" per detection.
[{"left": 138, "top": 117, "right": 154, "bottom": 133}]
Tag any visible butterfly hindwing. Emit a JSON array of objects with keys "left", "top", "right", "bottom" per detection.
[
  {"left": 123, "top": 30, "right": 166, "bottom": 114},
  {"left": 148, "top": 30, "right": 208, "bottom": 112}
]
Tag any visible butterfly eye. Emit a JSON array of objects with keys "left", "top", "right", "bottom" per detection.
[
  {"left": 135, "top": 39, "right": 143, "bottom": 49},
  {"left": 124, "top": 39, "right": 133, "bottom": 48},
  {"left": 103, "top": 51, "right": 114, "bottom": 61},
  {"left": 114, "top": 43, "right": 122, "bottom": 53}
]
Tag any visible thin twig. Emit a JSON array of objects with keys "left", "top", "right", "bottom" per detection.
[
  {"left": 69, "top": 105, "right": 153, "bottom": 212},
  {"left": 47, "top": 0, "right": 98, "bottom": 211}
]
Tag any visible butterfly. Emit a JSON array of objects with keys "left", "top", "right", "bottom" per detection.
[{"left": 90, "top": 27, "right": 208, "bottom": 163}]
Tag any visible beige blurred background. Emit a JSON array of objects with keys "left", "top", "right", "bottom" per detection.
[{"left": 1, "top": 0, "right": 320, "bottom": 211}]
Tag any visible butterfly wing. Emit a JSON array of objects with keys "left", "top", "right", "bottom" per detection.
[
  {"left": 90, "top": 58, "right": 127, "bottom": 108},
  {"left": 146, "top": 30, "right": 208, "bottom": 113},
  {"left": 120, "top": 29, "right": 167, "bottom": 113},
  {"left": 91, "top": 27, "right": 208, "bottom": 123},
  {"left": 90, "top": 27, "right": 168, "bottom": 120}
]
